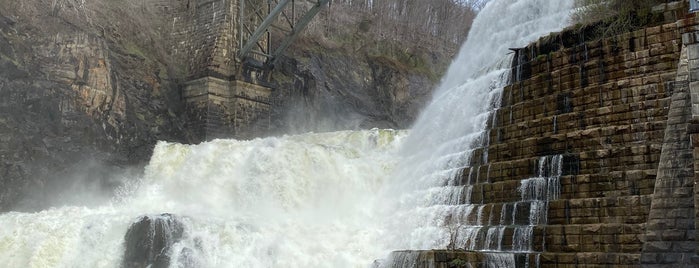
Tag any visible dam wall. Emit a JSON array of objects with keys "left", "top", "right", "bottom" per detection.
[
  {"left": 476, "top": 5, "right": 697, "bottom": 268},
  {"left": 398, "top": 3, "right": 699, "bottom": 267}
]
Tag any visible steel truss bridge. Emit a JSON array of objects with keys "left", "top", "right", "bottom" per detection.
[{"left": 238, "top": 0, "right": 330, "bottom": 67}]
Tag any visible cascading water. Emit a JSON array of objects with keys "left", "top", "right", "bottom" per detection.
[
  {"left": 381, "top": 0, "right": 573, "bottom": 254},
  {"left": 0, "top": 0, "right": 574, "bottom": 267}
]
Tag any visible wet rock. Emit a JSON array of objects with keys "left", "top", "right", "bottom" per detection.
[{"left": 121, "top": 213, "right": 185, "bottom": 268}]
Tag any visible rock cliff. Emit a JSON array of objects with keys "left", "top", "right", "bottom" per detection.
[{"left": 270, "top": 37, "right": 446, "bottom": 134}]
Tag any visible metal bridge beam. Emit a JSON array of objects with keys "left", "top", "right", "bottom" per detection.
[
  {"left": 238, "top": 0, "right": 292, "bottom": 59},
  {"left": 238, "top": 0, "right": 330, "bottom": 67},
  {"left": 268, "top": 0, "right": 329, "bottom": 65}
]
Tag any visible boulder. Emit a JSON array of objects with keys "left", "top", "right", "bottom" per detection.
[{"left": 121, "top": 213, "right": 185, "bottom": 268}]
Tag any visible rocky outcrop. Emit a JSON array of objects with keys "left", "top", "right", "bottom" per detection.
[
  {"left": 122, "top": 214, "right": 195, "bottom": 268},
  {"left": 270, "top": 39, "right": 444, "bottom": 134},
  {"left": 0, "top": 0, "right": 189, "bottom": 211}
]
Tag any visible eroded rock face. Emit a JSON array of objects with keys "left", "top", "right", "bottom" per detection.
[
  {"left": 0, "top": 1, "right": 186, "bottom": 211},
  {"left": 122, "top": 214, "right": 187, "bottom": 268},
  {"left": 270, "top": 47, "right": 441, "bottom": 135}
]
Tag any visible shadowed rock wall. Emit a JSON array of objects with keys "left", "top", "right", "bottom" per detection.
[{"left": 0, "top": 0, "right": 188, "bottom": 211}]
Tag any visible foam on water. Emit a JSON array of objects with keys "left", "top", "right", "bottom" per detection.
[{"left": 0, "top": 129, "right": 406, "bottom": 268}]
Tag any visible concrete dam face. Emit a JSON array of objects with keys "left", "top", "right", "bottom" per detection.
[{"left": 1, "top": 0, "right": 699, "bottom": 267}]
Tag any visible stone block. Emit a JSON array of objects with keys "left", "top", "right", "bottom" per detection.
[
  {"left": 616, "top": 253, "right": 641, "bottom": 265},
  {"left": 661, "top": 253, "right": 683, "bottom": 264},
  {"left": 621, "top": 243, "right": 644, "bottom": 253},
  {"left": 662, "top": 229, "right": 687, "bottom": 240},
  {"left": 647, "top": 26, "right": 662, "bottom": 35},
  {"left": 647, "top": 219, "right": 675, "bottom": 230},
  {"left": 691, "top": 255, "right": 699, "bottom": 264},
  {"left": 673, "top": 241, "right": 698, "bottom": 252},
  {"left": 644, "top": 241, "right": 672, "bottom": 252},
  {"left": 645, "top": 229, "right": 662, "bottom": 241},
  {"left": 555, "top": 253, "right": 577, "bottom": 264},
  {"left": 682, "top": 33, "right": 696, "bottom": 45},
  {"left": 647, "top": 210, "right": 667, "bottom": 220},
  {"left": 688, "top": 44, "right": 699, "bottom": 60}
]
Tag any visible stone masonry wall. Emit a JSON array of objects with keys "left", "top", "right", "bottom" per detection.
[
  {"left": 681, "top": 13, "right": 699, "bottom": 264},
  {"left": 190, "top": 0, "right": 238, "bottom": 79},
  {"left": 159, "top": 0, "right": 269, "bottom": 81},
  {"left": 641, "top": 23, "right": 696, "bottom": 266},
  {"left": 153, "top": 0, "right": 241, "bottom": 79},
  {"left": 452, "top": 9, "right": 699, "bottom": 268},
  {"left": 182, "top": 77, "right": 271, "bottom": 141}
]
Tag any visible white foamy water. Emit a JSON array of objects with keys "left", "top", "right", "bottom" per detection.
[
  {"left": 0, "top": 0, "right": 575, "bottom": 267},
  {"left": 0, "top": 130, "right": 406, "bottom": 268}
]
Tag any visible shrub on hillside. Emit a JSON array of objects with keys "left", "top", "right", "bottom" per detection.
[{"left": 573, "top": 0, "right": 668, "bottom": 37}]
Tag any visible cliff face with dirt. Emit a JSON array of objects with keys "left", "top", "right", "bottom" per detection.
[{"left": 0, "top": 0, "right": 455, "bottom": 211}]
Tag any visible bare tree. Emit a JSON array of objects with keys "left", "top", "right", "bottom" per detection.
[
  {"left": 573, "top": 0, "right": 669, "bottom": 37},
  {"left": 310, "top": 0, "right": 476, "bottom": 49}
]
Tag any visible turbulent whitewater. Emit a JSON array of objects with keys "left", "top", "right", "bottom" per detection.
[
  {"left": 0, "top": 0, "right": 575, "bottom": 267},
  {"left": 0, "top": 130, "right": 405, "bottom": 267}
]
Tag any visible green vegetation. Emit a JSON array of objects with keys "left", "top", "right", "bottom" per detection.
[{"left": 573, "top": 0, "right": 667, "bottom": 38}]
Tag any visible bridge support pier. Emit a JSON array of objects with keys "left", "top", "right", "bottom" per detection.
[
  {"left": 158, "top": 0, "right": 327, "bottom": 142},
  {"left": 183, "top": 76, "right": 271, "bottom": 141}
]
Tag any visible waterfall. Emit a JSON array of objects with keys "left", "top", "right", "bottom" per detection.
[
  {"left": 382, "top": 0, "right": 573, "bottom": 253},
  {"left": 0, "top": 0, "right": 575, "bottom": 267},
  {"left": 0, "top": 130, "right": 408, "bottom": 268}
]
